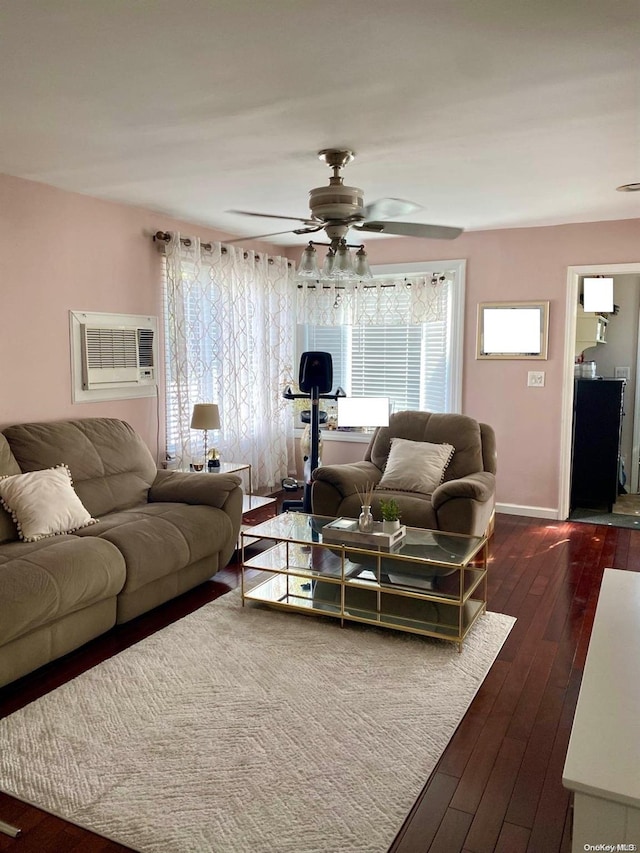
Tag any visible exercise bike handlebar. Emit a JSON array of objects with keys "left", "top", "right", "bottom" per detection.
[{"left": 282, "top": 386, "right": 346, "bottom": 401}]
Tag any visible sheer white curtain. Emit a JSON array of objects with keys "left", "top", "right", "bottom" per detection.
[
  {"left": 163, "top": 234, "right": 295, "bottom": 490},
  {"left": 295, "top": 275, "right": 450, "bottom": 326}
]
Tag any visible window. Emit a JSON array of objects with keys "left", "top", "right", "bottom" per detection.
[{"left": 297, "top": 260, "right": 465, "bottom": 415}]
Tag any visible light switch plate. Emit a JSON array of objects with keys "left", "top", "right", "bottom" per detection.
[{"left": 528, "top": 371, "right": 545, "bottom": 387}]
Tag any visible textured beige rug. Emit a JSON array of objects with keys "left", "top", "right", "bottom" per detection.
[{"left": 0, "top": 591, "right": 514, "bottom": 853}]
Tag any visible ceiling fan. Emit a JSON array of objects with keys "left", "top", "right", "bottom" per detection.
[{"left": 227, "top": 149, "right": 463, "bottom": 247}]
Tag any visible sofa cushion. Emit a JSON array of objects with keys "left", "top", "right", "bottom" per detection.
[
  {"left": 0, "top": 464, "right": 97, "bottom": 542},
  {"left": 0, "top": 537, "right": 126, "bottom": 646},
  {"left": 75, "top": 503, "right": 235, "bottom": 594},
  {"left": 378, "top": 438, "right": 454, "bottom": 494},
  {"left": 3, "top": 418, "right": 158, "bottom": 517}
]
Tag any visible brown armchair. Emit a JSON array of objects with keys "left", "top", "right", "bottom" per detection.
[{"left": 311, "top": 410, "right": 496, "bottom": 537}]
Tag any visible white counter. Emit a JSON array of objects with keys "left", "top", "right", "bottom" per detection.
[{"left": 562, "top": 568, "right": 640, "bottom": 850}]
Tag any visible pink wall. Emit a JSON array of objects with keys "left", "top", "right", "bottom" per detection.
[
  {"left": 288, "top": 221, "right": 640, "bottom": 513},
  {"left": 0, "top": 173, "right": 278, "bottom": 464},
  {"left": 3, "top": 171, "right": 640, "bottom": 513}
]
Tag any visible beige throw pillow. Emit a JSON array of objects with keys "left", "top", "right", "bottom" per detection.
[
  {"left": 378, "top": 438, "right": 455, "bottom": 494},
  {"left": 0, "top": 464, "right": 97, "bottom": 542}
]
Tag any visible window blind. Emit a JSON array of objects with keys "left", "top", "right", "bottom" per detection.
[{"left": 300, "top": 279, "right": 455, "bottom": 414}]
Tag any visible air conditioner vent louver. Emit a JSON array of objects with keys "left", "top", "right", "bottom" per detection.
[
  {"left": 85, "top": 328, "right": 138, "bottom": 369},
  {"left": 137, "top": 328, "right": 154, "bottom": 367},
  {"left": 80, "top": 324, "right": 156, "bottom": 390}
]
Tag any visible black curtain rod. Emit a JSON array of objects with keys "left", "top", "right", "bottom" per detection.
[{"left": 153, "top": 231, "right": 293, "bottom": 266}]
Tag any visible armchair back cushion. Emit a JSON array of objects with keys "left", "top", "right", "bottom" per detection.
[
  {"left": 366, "top": 411, "right": 496, "bottom": 481},
  {"left": 3, "top": 419, "right": 158, "bottom": 518}
]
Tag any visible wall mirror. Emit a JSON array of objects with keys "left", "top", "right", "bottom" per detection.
[{"left": 477, "top": 301, "right": 549, "bottom": 360}]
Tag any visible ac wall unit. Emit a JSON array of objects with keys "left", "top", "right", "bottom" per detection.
[{"left": 80, "top": 325, "right": 155, "bottom": 390}]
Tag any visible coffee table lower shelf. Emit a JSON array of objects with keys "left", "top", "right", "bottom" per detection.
[{"left": 243, "top": 571, "right": 486, "bottom": 646}]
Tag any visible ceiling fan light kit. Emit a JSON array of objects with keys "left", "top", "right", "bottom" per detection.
[
  {"left": 296, "top": 239, "right": 372, "bottom": 281},
  {"left": 228, "top": 148, "right": 463, "bottom": 277}
]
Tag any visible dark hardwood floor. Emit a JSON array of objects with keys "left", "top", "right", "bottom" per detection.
[{"left": 0, "top": 505, "right": 635, "bottom": 852}]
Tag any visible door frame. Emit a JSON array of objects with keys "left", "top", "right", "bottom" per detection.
[{"left": 560, "top": 262, "right": 640, "bottom": 520}]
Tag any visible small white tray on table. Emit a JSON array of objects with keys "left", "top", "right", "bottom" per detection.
[{"left": 321, "top": 517, "right": 406, "bottom": 551}]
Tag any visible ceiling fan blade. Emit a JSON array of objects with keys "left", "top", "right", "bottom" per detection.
[
  {"left": 224, "top": 225, "right": 323, "bottom": 244},
  {"left": 224, "top": 228, "right": 304, "bottom": 243},
  {"left": 362, "top": 198, "right": 423, "bottom": 221},
  {"left": 227, "top": 209, "right": 317, "bottom": 225},
  {"left": 356, "top": 221, "right": 463, "bottom": 240}
]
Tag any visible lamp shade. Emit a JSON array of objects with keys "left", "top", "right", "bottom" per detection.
[{"left": 190, "top": 403, "right": 220, "bottom": 431}]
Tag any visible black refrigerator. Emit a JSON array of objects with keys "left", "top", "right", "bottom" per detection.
[{"left": 570, "top": 378, "right": 626, "bottom": 512}]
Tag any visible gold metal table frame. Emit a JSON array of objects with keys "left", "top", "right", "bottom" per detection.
[{"left": 241, "top": 513, "right": 489, "bottom": 651}]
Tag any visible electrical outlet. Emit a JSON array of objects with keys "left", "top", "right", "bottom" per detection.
[{"left": 528, "top": 371, "right": 545, "bottom": 387}]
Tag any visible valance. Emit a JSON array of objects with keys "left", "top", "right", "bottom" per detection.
[{"left": 295, "top": 275, "right": 451, "bottom": 326}]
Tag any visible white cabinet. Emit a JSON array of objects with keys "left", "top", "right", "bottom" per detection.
[
  {"left": 575, "top": 306, "right": 608, "bottom": 355},
  {"left": 563, "top": 569, "right": 640, "bottom": 851}
]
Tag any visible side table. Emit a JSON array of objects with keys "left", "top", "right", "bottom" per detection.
[{"left": 208, "top": 461, "right": 253, "bottom": 509}]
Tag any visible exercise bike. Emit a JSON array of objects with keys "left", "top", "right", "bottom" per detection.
[{"left": 282, "top": 351, "right": 345, "bottom": 513}]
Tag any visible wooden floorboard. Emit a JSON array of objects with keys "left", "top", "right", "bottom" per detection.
[{"left": 1, "top": 507, "right": 636, "bottom": 852}]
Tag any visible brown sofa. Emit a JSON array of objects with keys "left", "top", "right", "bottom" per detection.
[
  {"left": 0, "top": 418, "right": 243, "bottom": 687},
  {"left": 311, "top": 410, "right": 497, "bottom": 537}
]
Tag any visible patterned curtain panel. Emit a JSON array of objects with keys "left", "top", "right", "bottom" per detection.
[
  {"left": 295, "top": 275, "right": 451, "bottom": 326},
  {"left": 163, "top": 234, "right": 296, "bottom": 490}
]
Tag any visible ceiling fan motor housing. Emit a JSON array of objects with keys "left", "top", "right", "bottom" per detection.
[{"left": 308, "top": 184, "right": 364, "bottom": 221}]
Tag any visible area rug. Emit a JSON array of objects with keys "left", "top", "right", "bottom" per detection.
[{"left": 0, "top": 591, "right": 515, "bottom": 853}]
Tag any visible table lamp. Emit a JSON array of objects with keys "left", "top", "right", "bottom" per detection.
[{"left": 190, "top": 403, "right": 220, "bottom": 470}]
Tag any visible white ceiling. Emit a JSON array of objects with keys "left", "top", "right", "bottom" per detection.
[{"left": 2, "top": 0, "right": 639, "bottom": 245}]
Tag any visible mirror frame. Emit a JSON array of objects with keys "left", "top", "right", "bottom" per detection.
[{"left": 477, "top": 301, "right": 550, "bottom": 360}]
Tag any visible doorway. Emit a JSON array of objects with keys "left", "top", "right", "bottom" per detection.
[{"left": 560, "top": 263, "right": 640, "bottom": 524}]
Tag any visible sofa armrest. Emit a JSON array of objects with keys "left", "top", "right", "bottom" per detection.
[
  {"left": 148, "top": 469, "right": 242, "bottom": 509},
  {"left": 431, "top": 472, "right": 495, "bottom": 511},
  {"left": 312, "top": 461, "right": 382, "bottom": 497}
]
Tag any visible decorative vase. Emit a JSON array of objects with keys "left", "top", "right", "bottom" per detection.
[
  {"left": 358, "top": 505, "right": 374, "bottom": 533},
  {"left": 382, "top": 519, "right": 400, "bottom": 534}
]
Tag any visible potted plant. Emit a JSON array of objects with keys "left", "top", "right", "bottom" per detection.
[{"left": 379, "top": 497, "right": 401, "bottom": 533}]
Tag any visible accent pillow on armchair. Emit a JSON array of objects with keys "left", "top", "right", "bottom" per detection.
[
  {"left": 311, "top": 410, "right": 496, "bottom": 537},
  {"left": 377, "top": 438, "right": 455, "bottom": 494}
]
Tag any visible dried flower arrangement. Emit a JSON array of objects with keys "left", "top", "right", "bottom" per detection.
[{"left": 354, "top": 481, "right": 376, "bottom": 508}]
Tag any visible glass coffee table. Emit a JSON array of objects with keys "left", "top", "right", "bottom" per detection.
[{"left": 241, "top": 513, "right": 489, "bottom": 651}]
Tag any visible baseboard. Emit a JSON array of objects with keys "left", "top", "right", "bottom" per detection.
[{"left": 496, "top": 502, "right": 560, "bottom": 520}]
